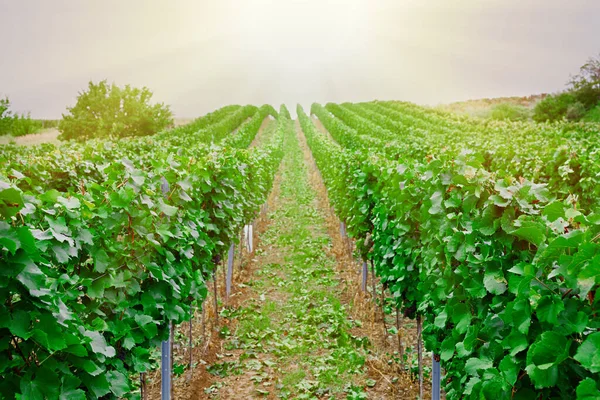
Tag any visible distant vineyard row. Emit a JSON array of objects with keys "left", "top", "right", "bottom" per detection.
[{"left": 299, "top": 101, "right": 600, "bottom": 399}]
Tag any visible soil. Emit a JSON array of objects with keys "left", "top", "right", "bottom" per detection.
[{"left": 0, "top": 128, "right": 60, "bottom": 146}]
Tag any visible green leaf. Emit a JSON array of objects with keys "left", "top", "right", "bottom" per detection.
[
  {"left": 451, "top": 303, "right": 471, "bottom": 334},
  {"left": 499, "top": 356, "right": 519, "bottom": 386},
  {"left": 93, "top": 248, "right": 110, "bottom": 273},
  {"left": 81, "top": 374, "right": 111, "bottom": 398},
  {"left": 52, "top": 244, "right": 70, "bottom": 263},
  {"left": 65, "top": 344, "right": 88, "bottom": 357},
  {"left": 106, "top": 370, "right": 129, "bottom": 397},
  {"left": 440, "top": 336, "right": 455, "bottom": 361},
  {"left": 78, "top": 359, "right": 103, "bottom": 376},
  {"left": 32, "top": 314, "right": 67, "bottom": 351},
  {"left": 0, "top": 187, "right": 24, "bottom": 218},
  {"left": 77, "top": 229, "right": 94, "bottom": 245},
  {"left": 39, "top": 189, "right": 60, "bottom": 203},
  {"left": 503, "top": 330, "right": 528, "bottom": 356},
  {"left": 9, "top": 309, "right": 31, "bottom": 339},
  {"left": 578, "top": 252, "right": 600, "bottom": 285},
  {"left": 511, "top": 222, "right": 546, "bottom": 246},
  {"left": 59, "top": 373, "right": 87, "bottom": 400},
  {"left": 0, "top": 223, "right": 20, "bottom": 254},
  {"left": 59, "top": 388, "right": 86, "bottom": 400},
  {"left": 510, "top": 299, "right": 531, "bottom": 335},
  {"left": 465, "top": 357, "right": 493, "bottom": 376},
  {"left": 574, "top": 332, "right": 600, "bottom": 373},
  {"left": 536, "top": 295, "right": 565, "bottom": 325},
  {"left": 484, "top": 270, "right": 507, "bottom": 295},
  {"left": 109, "top": 186, "right": 135, "bottom": 208},
  {"left": 35, "top": 366, "right": 60, "bottom": 398},
  {"left": 17, "top": 261, "right": 50, "bottom": 298},
  {"left": 57, "top": 196, "right": 81, "bottom": 210},
  {"left": 159, "top": 200, "right": 178, "bottom": 216},
  {"left": 83, "top": 329, "right": 116, "bottom": 358},
  {"left": 429, "top": 191, "right": 443, "bottom": 215},
  {"left": 434, "top": 310, "right": 447, "bottom": 328},
  {"left": 20, "top": 377, "right": 45, "bottom": 400},
  {"left": 542, "top": 201, "right": 565, "bottom": 222},
  {"left": 134, "top": 314, "right": 153, "bottom": 326},
  {"left": 475, "top": 206, "right": 499, "bottom": 236},
  {"left": 576, "top": 378, "right": 600, "bottom": 400},
  {"left": 563, "top": 311, "right": 588, "bottom": 334},
  {"left": 525, "top": 331, "right": 569, "bottom": 388}
]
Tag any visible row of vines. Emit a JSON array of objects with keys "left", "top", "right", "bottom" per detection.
[
  {"left": 298, "top": 102, "right": 600, "bottom": 399},
  {"left": 0, "top": 104, "right": 287, "bottom": 399}
]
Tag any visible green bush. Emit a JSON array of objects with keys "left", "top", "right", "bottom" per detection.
[
  {"left": 0, "top": 97, "right": 14, "bottom": 135},
  {"left": 0, "top": 97, "right": 43, "bottom": 136},
  {"left": 584, "top": 104, "right": 600, "bottom": 122},
  {"left": 11, "top": 113, "right": 43, "bottom": 136},
  {"left": 489, "top": 103, "right": 531, "bottom": 121},
  {"left": 533, "top": 92, "right": 578, "bottom": 122},
  {"left": 59, "top": 80, "right": 173, "bottom": 141},
  {"left": 37, "top": 119, "right": 60, "bottom": 129},
  {"left": 565, "top": 101, "right": 587, "bottom": 121},
  {"left": 572, "top": 85, "right": 600, "bottom": 110},
  {"left": 569, "top": 53, "right": 600, "bottom": 109}
]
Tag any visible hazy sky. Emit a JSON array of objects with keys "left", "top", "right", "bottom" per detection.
[{"left": 1, "top": 0, "right": 599, "bottom": 118}]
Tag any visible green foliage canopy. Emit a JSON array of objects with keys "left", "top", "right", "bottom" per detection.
[{"left": 59, "top": 80, "right": 173, "bottom": 141}]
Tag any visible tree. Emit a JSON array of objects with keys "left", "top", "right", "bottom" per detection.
[
  {"left": 570, "top": 53, "right": 600, "bottom": 90},
  {"left": 533, "top": 92, "right": 577, "bottom": 122},
  {"left": 59, "top": 80, "right": 173, "bottom": 141},
  {"left": 0, "top": 97, "right": 42, "bottom": 136},
  {"left": 0, "top": 97, "right": 14, "bottom": 135},
  {"left": 568, "top": 53, "right": 600, "bottom": 109}
]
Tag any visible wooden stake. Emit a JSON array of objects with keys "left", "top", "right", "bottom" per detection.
[
  {"left": 370, "top": 260, "right": 377, "bottom": 314},
  {"left": 201, "top": 302, "right": 206, "bottom": 348},
  {"left": 396, "top": 308, "right": 404, "bottom": 369},
  {"left": 140, "top": 373, "right": 146, "bottom": 399},
  {"left": 381, "top": 285, "right": 388, "bottom": 337}
]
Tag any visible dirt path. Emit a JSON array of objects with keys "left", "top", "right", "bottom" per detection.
[
  {"left": 0, "top": 128, "right": 61, "bottom": 146},
  {"left": 0, "top": 119, "right": 205, "bottom": 146},
  {"left": 198, "top": 120, "right": 370, "bottom": 399},
  {"left": 249, "top": 117, "right": 276, "bottom": 148},
  {"left": 311, "top": 116, "right": 337, "bottom": 144},
  {"left": 160, "top": 118, "right": 432, "bottom": 400},
  {"left": 297, "top": 119, "right": 432, "bottom": 399}
]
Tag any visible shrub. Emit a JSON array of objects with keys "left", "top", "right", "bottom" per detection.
[
  {"left": 572, "top": 85, "right": 600, "bottom": 110},
  {"left": 0, "top": 97, "right": 43, "bottom": 136},
  {"left": 569, "top": 53, "right": 600, "bottom": 106},
  {"left": 38, "top": 119, "right": 60, "bottom": 129},
  {"left": 11, "top": 113, "right": 43, "bottom": 136},
  {"left": 489, "top": 103, "right": 531, "bottom": 121},
  {"left": 59, "top": 80, "right": 173, "bottom": 141},
  {"left": 565, "top": 101, "right": 587, "bottom": 121},
  {"left": 532, "top": 92, "right": 577, "bottom": 122},
  {"left": 584, "top": 104, "right": 600, "bottom": 122},
  {"left": 0, "top": 97, "right": 13, "bottom": 135}
]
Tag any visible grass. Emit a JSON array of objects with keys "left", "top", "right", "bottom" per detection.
[{"left": 207, "top": 123, "right": 368, "bottom": 398}]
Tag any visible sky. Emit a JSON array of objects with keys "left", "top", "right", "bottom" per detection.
[{"left": 1, "top": 0, "right": 599, "bottom": 118}]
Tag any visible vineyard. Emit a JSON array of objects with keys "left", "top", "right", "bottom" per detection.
[{"left": 1, "top": 101, "right": 599, "bottom": 399}]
